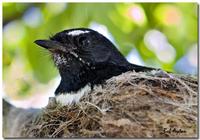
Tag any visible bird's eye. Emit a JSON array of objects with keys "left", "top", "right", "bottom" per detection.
[{"left": 78, "top": 36, "right": 89, "bottom": 46}]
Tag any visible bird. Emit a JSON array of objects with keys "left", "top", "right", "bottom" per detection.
[{"left": 34, "top": 28, "right": 155, "bottom": 105}]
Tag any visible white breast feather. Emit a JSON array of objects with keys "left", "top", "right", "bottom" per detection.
[
  {"left": 67, "top": 30, "right": 90, "bottom": 36},
  {"left": 56, "top": 84, "right": 91, "bottom": 105}
]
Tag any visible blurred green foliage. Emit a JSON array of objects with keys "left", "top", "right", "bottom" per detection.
[{"left": 3, "top": 3, "right": 198, "bottom": 86}]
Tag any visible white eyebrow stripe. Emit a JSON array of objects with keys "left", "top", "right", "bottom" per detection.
[{"left": 67, "top": 30, "right": 90, "bottom": 36}]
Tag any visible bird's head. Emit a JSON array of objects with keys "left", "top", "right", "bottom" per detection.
[{"left": 35, "top": 28, "right": 127, "bottom": 72}]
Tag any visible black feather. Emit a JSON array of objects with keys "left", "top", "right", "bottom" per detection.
[{"left": 35, "top": 28, "right": 156, "bottom": 96}]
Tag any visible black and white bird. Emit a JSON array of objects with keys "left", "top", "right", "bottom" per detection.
[{"left": 35, "top": 28, "right": 155, "bottom": 105}]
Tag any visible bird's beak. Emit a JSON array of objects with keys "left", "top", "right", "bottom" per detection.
[{"left": 34, "top": 40, "right": 64, "bottom": 52}]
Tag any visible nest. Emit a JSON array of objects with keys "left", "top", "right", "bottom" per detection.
[{"left": 21, "top": 70, "right": 198, "bottom": 138}]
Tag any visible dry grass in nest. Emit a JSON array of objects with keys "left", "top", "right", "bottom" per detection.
[{"left": 21, "top": 70, "right": 198, "bottom": 138}]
